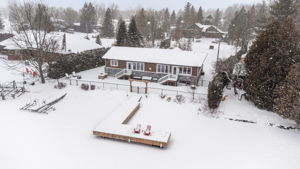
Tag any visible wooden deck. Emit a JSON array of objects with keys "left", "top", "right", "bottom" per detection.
[
  {"left": 93, "top": 130, "right": 171, "bottom": 148},
  {"left": 93, "top": 96, "right": 171, "bottom": 148}
]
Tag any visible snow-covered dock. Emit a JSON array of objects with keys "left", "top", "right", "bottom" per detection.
[{"left": 93, "top": 96, "right": 171, "bottom": 148}]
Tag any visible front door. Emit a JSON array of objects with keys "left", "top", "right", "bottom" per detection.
[{"left": 172, "top": 66, "right": 179, "bottom": 75}]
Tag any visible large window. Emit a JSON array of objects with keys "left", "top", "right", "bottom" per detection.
[
  {"left": 127, "top": 62, "right": 144, "bottom": 71},
  {"left": 110, "top": 60, "right": 118, "bottom": 67},
  {"left": 179, "top": 66, "right": 192, "bottom": 75},
  {"left": 157, "top": 64, "right": 169, "bottom": 73}
]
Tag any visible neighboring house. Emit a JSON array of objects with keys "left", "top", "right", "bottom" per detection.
[
  {"left": 103, "top": 47, "right": 206, "bottom": 86},
  {"left": 183, "top": 23, "right": 227, "bottom": 39},
  {"left": 0, "top": 32, "right": 103, "bottom": 61}
]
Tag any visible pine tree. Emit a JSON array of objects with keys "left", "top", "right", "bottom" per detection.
[
  {"left": 270, "top": 0, "right": 296, "bottom": 21},
  {"left": 101, "top": 8, "right": 114, "bottom": 38},
  {"left": 205, "top": 15, "right": 213, "bottom": 25},
  {"left": 248, "top": 5, "right": 257, "bottom": 30},
  {"left": 228, "top": 7, "right": 251, "bottom": 47},
  {"left": 273, "top": 64, "right": 300, "bottom": 124},
  {"left": 170, "top": 10, "right": 176, "bottom": 26},
  {"left": 162, "top": 8, "right": 171, "bottom": 34},
  {"left": 213, "top": 9, "right": 222, "bottom": 27},
  {"left": 96, "top": 35, "right": 102, "bottom": 45},
  {"left": 0, "top": 16, "right": 4, "bottom": 30},
  {"left": 116, "top": 20, "right": 127, "bottom": 46},
  {"left": 244, "top": 18, "right": 300, "bottom": 110},
  {"left": 190, "top": 6, "right": 196, "bottom": 25},
  {"left": 183, "top": 2, "right": 192, "bottom": 27},
  {"left": 256, "top": 1, "right": 269, "bottom": 33},
  {"left": 196, "top": 7, "right": 204, "bottom": 23},
  {"left": 135, "top": 8, "right": 148, "bottom": 38},
  {"left": 62, "top": 34, "right": 66, "bottom": 51},
  {"left": 127, "top": 17, "right": 143, "bottom": 47},
  {"left": 80, "top": 3, "right": 97, "bottom": 33},
  {"left": 33, "top": 4, "right": 53, "bottom": 31}
]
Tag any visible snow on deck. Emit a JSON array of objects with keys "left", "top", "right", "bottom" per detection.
[{"left": 93, "top": 96, "right": 171, "bottom": 146}]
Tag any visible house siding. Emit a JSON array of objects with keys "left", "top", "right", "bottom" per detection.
[
  {"left": 106, "top": 59, "right": 126, "bottom": 69},
  {"left": 145, "top": 63, "right": 156, "bottom": 72},
  {"left": 104, "top": 59, "right": 203, "bottom": 85}
]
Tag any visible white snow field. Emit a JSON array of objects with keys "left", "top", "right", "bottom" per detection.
[{"left": 1, "top": 39, "right": 300, "bottom": 169}]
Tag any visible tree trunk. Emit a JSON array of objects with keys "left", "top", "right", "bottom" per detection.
[{"left": 38, "top": 63, "right": 45, "bottom": 84}]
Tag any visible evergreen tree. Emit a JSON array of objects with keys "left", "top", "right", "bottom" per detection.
[
  {"left": 0, "top": 15, "right": 4, "bottom": 30},
  {"left": 33, "top": 4, "right": 53, "bottom": 31},
  {"left": 244, "top": 18, "right": 300, "bottom": 110},
  {"left": 127, "top": 17, "right": 143, "bottom": 47},
  {"left": 213, "top": 9, "right": 222, "bottom": 27},
  {"left": 62, "top": 34, "right": 66, "bottom": 51},
  {"left": 116, "top": 20, "right": 127, "bottom": 46},
  {"left": 273, "top": 64, "right": 300, "bottom": 124},
  {"left": 205, "top": 15, "right": 213, "bottom": 25},
  {"left": 196, "top": 7, "right": 204, "bottom": 23},
  {"left": 270, "top": 0, "right": 296, "bottom": 21},
  {"left": 170, "top": 10, "right": 176, "bottom": 25},
  {"left": 228, "top": 7, "right": 251, "bottom": 47},
  {"left": 248, "top": 5, "right": 257, "bottom": 30},
  {"left": 101, "top": 8, "right": 114, "bottom": 38},
  {"left": 256, "top": 1, "right": 270, "bottom": 33},
  {"left": 135, "top": 8, "right": 148, "bottom": 38},
  {"left": 162, "top": 8, "right": 171, "bottom": 34},
  {"left": 190, "top": 6, "right": 196, "bottom": 25},
  {"left": 80, "top": 3, "right": 97, "bottom": 33},
  {"left": 96, "top": 35, "right": 102, "bottom": 45},
  {"left": 183, "top": 2, "right": 192, "bottom": 27}
]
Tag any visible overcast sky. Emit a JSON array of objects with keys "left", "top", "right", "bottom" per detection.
[{"left": 0, "top": 0, "right": 264, "bottom": 10}]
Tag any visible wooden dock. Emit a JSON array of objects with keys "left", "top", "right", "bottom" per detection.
[{"left": 93, "top": 96, "right": 171, "bottom": 148}]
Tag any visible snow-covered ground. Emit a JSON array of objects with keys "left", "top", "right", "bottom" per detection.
[{"left": 1, "top": 38, "right": 300, "bottom": 169}]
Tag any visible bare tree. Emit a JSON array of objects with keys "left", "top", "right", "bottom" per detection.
[{"left": 8, "top": 1, "right": 60, "bottom": 84}]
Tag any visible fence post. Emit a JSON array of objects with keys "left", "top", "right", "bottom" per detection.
[
  {"left": 69, "top": 79, "right": 71, "bottom": 85},
  {"left": 76, "top": 80, "right": 78, "bottom": 86}
]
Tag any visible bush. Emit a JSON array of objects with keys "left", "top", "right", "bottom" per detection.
[
  {"left": 244, "top": 19, "right": 300, "bottom": 110},
  {"left": 273, "top": 64, "right": 300, "bottom": 124},
  {"left": 48, "top": 48, "right": 109, "bottom": 79},
  {"left": 208, "top": 73, "right": 228, "bottom": 109}
]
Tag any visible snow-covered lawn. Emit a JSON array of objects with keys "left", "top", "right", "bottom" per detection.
[
  {"left": 1, "top": 39, "right": 300, "bottom": 169},
  {"left": 0, "top": 62, "right": 300, "bottom": 169},
  {"left": 1, "top": 81, "right": 300, "bottom": 169}
]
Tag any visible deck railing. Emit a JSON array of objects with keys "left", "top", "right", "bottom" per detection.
[
  {"left": 115, "top": 69, "right": 132, "bottom": 78},
  {"left": 158, "top": 74, "right": 178, "bottom": 84}
]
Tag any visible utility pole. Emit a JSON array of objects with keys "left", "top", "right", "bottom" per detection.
[{"left": 216, "top": 33, "right": 221, "bottom": 67}]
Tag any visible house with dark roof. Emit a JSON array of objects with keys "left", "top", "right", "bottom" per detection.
[{"left": 183, "top": 23, "right": 227, "bottom": 39}]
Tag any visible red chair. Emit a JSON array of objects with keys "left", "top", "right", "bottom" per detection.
[
  {"left": 144, "top": 125, "right": 151, "bottom": 136},
  {"left": 134, "top": 124, "right": 141, "bottom": 134}
]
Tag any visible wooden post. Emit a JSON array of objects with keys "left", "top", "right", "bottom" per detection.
[
  {"left": 145, "top": 82, "right": 148, "bottom": 94},
  {"left": 130, "top": 80, "right": 133, "bottom": 93}
]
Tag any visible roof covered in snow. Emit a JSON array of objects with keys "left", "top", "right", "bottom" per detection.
[
  {"left": 0, "top": 32, "right": 103, "bottom": 54},
  {"left": 103, "top": 47, "right": 206, "bottom": 67},
  {"left": 195, "top": 23, "right": 227, "bottom": 34}
]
